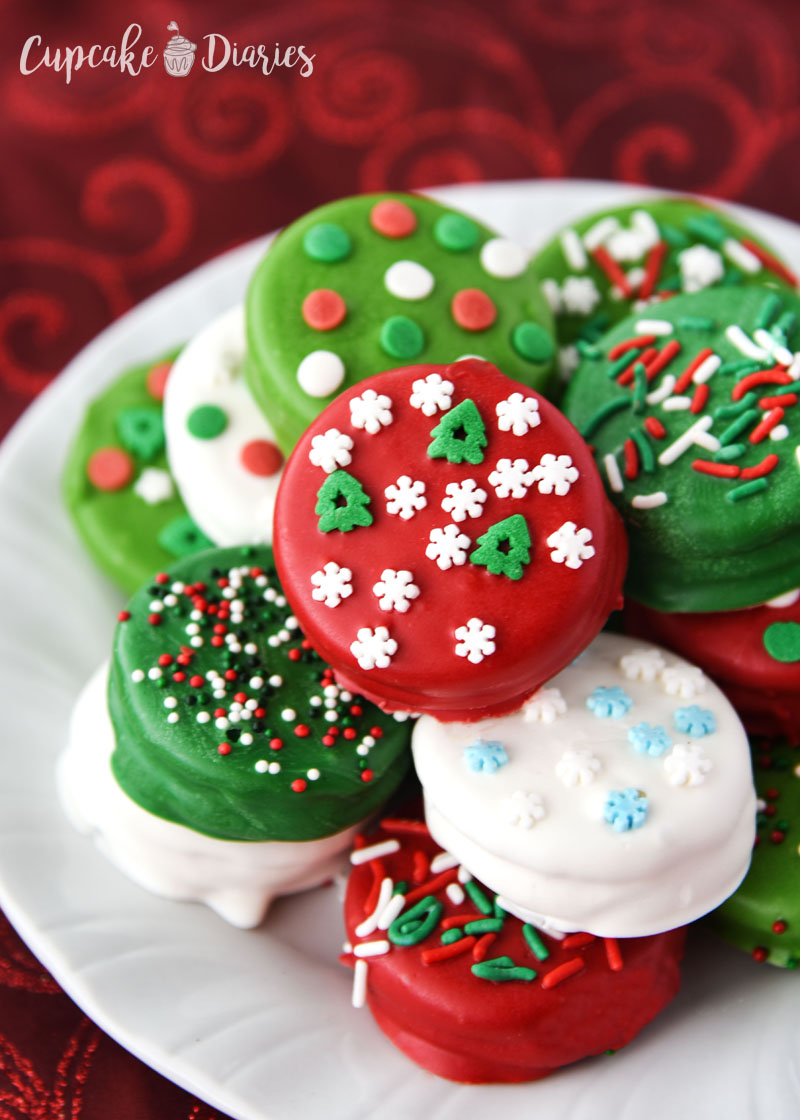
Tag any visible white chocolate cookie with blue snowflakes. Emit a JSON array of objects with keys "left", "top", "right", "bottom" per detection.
[{"left": 412, "top": 631, "right": 756, "bottom": 937}]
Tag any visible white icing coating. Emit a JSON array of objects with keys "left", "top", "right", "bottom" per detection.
[
  {"left": 58, "top": 666, "right": 362, "bottom": 929},
  {"left": 296, "top": 349, "right": 346, "bottom": 397},
  {"left": 413, "top": 632, "right": 755, "bottom": 937},
  {"left": 163, "top": 305, "right": 283, "bottom": 546},
  {"left": 765, "top": 586, "right": 800, "bottom": 608},
  {"left": 479, "top": 237, "right": 528, "bottom": 278},
  {"left": 384, "top": 260, "right": 434, "bottom": 300}
]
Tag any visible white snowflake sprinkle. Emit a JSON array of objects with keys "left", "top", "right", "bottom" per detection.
[
  {"left": 496, "top": 392, "right": 541, "bottom": 436},
  {"left": 663, "top": 743, "right": 713, "bottom": 787},
  {"left": 561, "top": 275, "right": 601, "bottom": 315},
  {"left": 528, "top": 453, "right": 579, "bottom": 496},
  {"left": 660, "top": 665, "right": 707, "bottom": 699},
  {"left": 308, "top": 427, "right": 353, "bottom": 473},
  {"left": 501, "top": 789, "right": 546, "bottom": 829},
  {"left": 558, "top": 345, "right": 580, "bottom": 381},
  {"left": 409, "top": 372, "right": 454, "bottom": 416},
  {"left": 350, "top": 626, "right": 397, "bottom": 670},
  {"left": 555, "top": 749, "right": 601, "bottom": 787},
  {"left": 454, "top": 617, "right": 496, "bottom": 664},
  {"left": 426, "top": 524, "right": 471, "bottom": 570},
  {"left": 441, "top": 478, "right": 487, "bottom": 522},
  {"left": 385, "top": 475, "right": 427, "bottom": 520},
  {"left": 310, "top": 561, "right": 353, "bottom": 608},
  {"left": 679, "top": 244, "right": 725, "bottom": 293},
  {"left": 546, "top": 521, "right": 595, "bottom": 569},
  {"left": 133, "top": 467, "right": 174, "bottom": 505},
  {"left": 522, "top": 687, "right": 567, "bottom": 724},
  {"left": 372, "top": 569, "right": 420, "bottom": 613},
  {"left": 619, "top": 648, "right": 667, "bottom": 682},
  {"left": 349, "top": 389, "right": 393, "bottom": 434},
  {"left": 488, "top": 457, "right": 531, "bottom": 499}
]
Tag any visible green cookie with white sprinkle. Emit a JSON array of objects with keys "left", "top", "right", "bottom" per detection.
[
  {"left": 246, "top": 193, "right": 556, "bottom": 452},
  {"left": 561, "top": 285, "right": 800, "bottom": 612}
]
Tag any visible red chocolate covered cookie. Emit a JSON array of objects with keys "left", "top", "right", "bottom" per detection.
[
  {"left": 273, "top": 359, "right": 627, "bottom": 720},
  {"left": 341, "top": 819, "right": 686, "bottom": 1083},
  {"left": 626, "top": 588, "right": 800, "bottom": 744}
]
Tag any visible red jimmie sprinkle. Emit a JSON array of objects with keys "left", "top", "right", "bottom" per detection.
[
  {"left": 604, "top": 937, "right": 624, "bottom": 972},
  {"left": 617, "top": 347, "right": 657, "bottom": 386},
  {"left": 749, "top": 408, "right": 785, "bottom": 443},
  {"left": 472, "top": 932, "right": 496, "bottom": 962},
  {"left": 592, "top": 246, "right": 632, "bottom": 296},
  {"left": 623, "top": 437, "right": 639, "bottom": 480},
  {"left": 644, "top": 416, "right": 666, "bottom": 439},
  {"left": 607, "top": 334, "right": 657, "bottom": 361},
  {"left": 759, "top": 392, "right": 797, "bottom": 408},
  {"left": 412, "top": 850, "right": 429, "bottom": 884},
  {"left": 562, "top": 932, "right": 595, "bottom": 949},
  {"left": 421, "top": 937, "right": 476, "bottom": 965},
  {"left": 692, "top": 459, "right": 740, "bottom": 479},
  {"left": 740, "top": 454, "right": 779, "bottom": 480},
  {"left": 739, "top": 238, "right": 799, "bottom": 287},
  {"left": 733, "top": 367, "right": 792, "bottom": 401},
  {"left": 541, "top": 957, "right": 585, "bottom": 989},
  {"left": 637, "top": 240, "right": 668, "bottom": 301},
  {"left": 643, "top": 338, "right": 681, "bottom": 381},
  {"left": 690, "top": 383, "right": 710, "bottom": 414},
  {"left": 672, "top": 347, "right": 715, "bottom": 395}
]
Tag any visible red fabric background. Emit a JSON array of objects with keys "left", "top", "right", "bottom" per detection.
[{"left": 2, "top": 0, "right": 800, "bottom": 1114}]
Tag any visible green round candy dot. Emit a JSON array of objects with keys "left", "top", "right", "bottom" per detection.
[
  {"left": 380, "top": 315, "right": 425, "bottom": 359},
  {"left": 186, "top": 404, "right": 228, "bottom": 440},
  {"left": 763, "top": 622, "right": 800, "bottom": 663},
  {"left": 302, "top": 222, "right": 352, "bottom": 263},
  {"left": 511, "top": 321, "right": 555, "bottom": 363},
  {"left": 434, "top": 213, "right": 479, "bottom": 252}
]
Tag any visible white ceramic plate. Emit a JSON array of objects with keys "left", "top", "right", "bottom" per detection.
[{"left": 2, "top": 181, "right": 799, "bottom": 1120}]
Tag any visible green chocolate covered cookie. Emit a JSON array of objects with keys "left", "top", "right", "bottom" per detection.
[
  {"left": 63, "top": 353, "right": 214, "bottom": 594},
  {"left": 109, "top": 545, "right": 411, "bottom": 842},
  {"left": 532, "top": 197, "right": 796, "bottom": 380},
  {"left": 561, "top": 286, "right": 800, "bottom": 612},
  {"left": 709, "top": 737, "right": 800, "bottom": 969},
  {"left": 246, "top": 193, "right": 556, "bottom": 451}
]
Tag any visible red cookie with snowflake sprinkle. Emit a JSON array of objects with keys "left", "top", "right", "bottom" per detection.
[
  {"left": 273, "top": 359, "right": 627, "bottom": 721},
  {"left": 341, "top": 818, "right": 686, "bottom": 1083}
]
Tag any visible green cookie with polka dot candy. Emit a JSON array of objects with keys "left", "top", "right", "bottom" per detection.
[
  {"left": 708, "top": 737, "right": 800, "bottom": 969},
  {"left": 63, "top": 352, "right": 214, "bottom": 595},
  {"left": 532, "top": 196, "right": 796, "bottom": 381},
  {"left": 245, "top": 193, "right": 557, "bottom": 452},
  {"left": 561, "top": 285, "right": 800, "bottom": 612}
]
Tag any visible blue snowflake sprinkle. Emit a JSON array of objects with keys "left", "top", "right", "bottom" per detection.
[
  {"left": 674, "top": 705, "right": 716, "bottom": 737},
  {"left": 604, "top": 788, "right": 649, "bottom": 832},
  {"left": 627, "top": 722, "right": 672, "bottom": 757},
  {"left": 586, "top": 686, "right": 633, "bottom": 719},
  {"left": 464, "top": 739, "right": 508, "bottom": 774}
]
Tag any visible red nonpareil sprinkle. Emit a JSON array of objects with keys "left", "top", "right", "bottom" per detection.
[
  {"left": 234, "top": 692, "right": 247, "bottom": 703},
  {"left": 604, "top": 937, "right": 624, "bottom": 972},
  {"left": 213, "top": 624, "right": 227, "bottom": 635},
  {"left": 623, "top": 437, "right": 639, "bottom": 480},
  {"left": 327, "top": 726, "right": 339, "bottom": 736},
  {"left": 637, "top": 240, "right": 668, "bottom": 300},
  {"left": 176, "top": 653, "right": 192, "bottom": 666},
  {"left": 752, "top": 946, "right": 768, "bottom": 963},
  {"left": 733, "top": 367, "right": 792, "bottom": 400},
  {"left": 740, "top": 454, "right": 779, "bottom": 480},
  {"left": 148, "top": 614, "right": 161, "bottom": 626},
  {"left": 607, "top": 335, "right": 657, "bottom": 361},
  {"left": 472, "top": 932, "right": 496, "bottom": 962},
  {"left": 217, "top": 742, "right": 231, "bottom": 756},
  {"left": 322, "top": 734, "right": 335, "bottom": 747},
  {"left": 117, "top": 610, "right": 131, "bottom": 622},
  {"left": 759, "top": 392, "right": 797, "bottom": 408},
  {"left": 269, "top": 738, "right": 283, "bottom": 751},
  {"left": 739, "top": 238, "right": 799, "bottom": 287},
  {"left": 770, "top": 829, "right": 785, "bottom": 844},
  {"left": 617, "top": 347, "right": 657, "bottom": 386},
  {"left": 343, "top": 728, "right": 357, "bottom": 740},
  {"left": 412, "top": 850, "right": 429, "bottom": 884},
  {"left": 172, "top": 671, "right": 186, "bottom": 682},
  {"left": 158, "top": 654, "right": 173, "bottom": 666},
  {"left": 214, "top": 708, "right": 226, "bottom": 718},
  {"left": 422, "top": 937, "right": 476, "bottom": 965},
  {"left": 211, "top": 636, "right": 224, "bottom": 647},
  {"left": 255, "top": 708, "right": 266, "bottom": 719},
  {"left": 361, "top": 769, "right": 374, "bottom": 783},
  {"left": 350, "top": 704, "right": 363, "bottom": 716},
  {"left": 562, "top": 932, "right": 595, "bottom": 949},
  {"left": 644, "top": 416, "right": 666, "bottom": 439},
  {"left": 288, "top": 648, "right": 302, "bottom": 661},
  {"left": 291, "top": 779, "right": 307, "bottom": 793},
  {"left": 294, "top": 724, "right": 310, "bottom": 738},
  {"left": 224, "top": 669, "right": 237, "bottom": 681},
  {"left": 154, "top": 572, "right": 169, "bottom": 584},
  {"left": 773, "top": 920, "right": 788, "bottom": 934},
  {"left": 672, "top": 347, "right": 715, "bottom": 395},
  {"left": 302, "top": 639, "right": 313, "bottom": 650},
  {"left": 190, "top": 675, "right": 204, "bottom": 688},
  {"left": 692, "top": 459, "right": 740, "bottom": 478},
  {"left": 592, "top": 246, "right": 632, "bottom": 296},
  {"left": 766, "top": 788, "right": 780, "bottom": 800},
  {"left": 643, "top": 338, "right": 681, "bottom": 381},
  {"left": 403, "top": 868, "right": 458, "bottom": 905},
  {"left": 217, "top": 578, "right": 229, "bottom": 589},
  {"left": 370, "top": 727, "right": 383, "bottom": 739},
  {"left": 690, "top": 383, "right": 710, "bottom": 413},
  {"left": 764, "top": 804, "right": 776, "bottom": 818},
  {"left": 541, "top": 957, "right": 585, "bottom": 989},
  {"left": 749, "top": 409, "right": 785, "bottom": 443}
]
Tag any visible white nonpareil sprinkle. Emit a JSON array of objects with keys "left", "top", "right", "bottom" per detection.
[{"left": 350, "top": 838, "right": 401, "bottom": 865}]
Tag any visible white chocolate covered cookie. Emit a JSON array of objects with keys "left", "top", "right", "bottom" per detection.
[{"left": 412, "top": 632, "right": 756, "bottom": 937}]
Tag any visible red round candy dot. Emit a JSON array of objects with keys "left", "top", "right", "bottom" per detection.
[
  {"left": 752, "top": 946, "right": 768, "bottom": 962},
  {"left": 158, "top": 654, "right": 173, "bottom": 666},
  {"left": 343, "top": 728, "right": 357, "bottom": 740},
  {"left": 269, "top": 738, "right": 283, "bottom": 751},
  {"left": 190, "top": 675, "right": 204, "bottom": 688},
  {"left": 288, "top": 648, "right": 302, "bottom": 661},
  {"left": 294, "top": 724, "right": 310, "bottom": 738},
  {"left": 117, "top": 611, "right": 131, "bottom": 622},
  {"left": 218, "top": 742, "right": 231, "bottom": 756},
  {"left": 211, "top": 636, "right": 224, "bottom": 647},
  {"left": 291, "top": 779, "right": 307, "bottom": 793},
  {"left": 322, "top": 735, "right": 335, "bottom": 746},
  {"left": 370, "top": 199, "right": 417, "bottom": 238},
  {"left": 224, "top": 669, "right": 237, "bottom": 681},
  {"left": 148, "top": 614, "right": 161, "bottom": 626},
  {"left": 361, "top": 769, "right": 374, "bottom": 783},
  {"left": 172, "top": 671, "right": 186, "bottom": 682},
  {"left": 302, "top": 288, "right": 347, "bottom": 331},
  {"left": 234, "top": 692, "right": 247, "bottom": 703},
  {"left": 146, "top": 361, "right": 172, "bottom": 401},
  {"left": 371, "top": 727, "right": 383, "bottom": 738},
  {"left": 214, "top": 708, "right": 226, "bottom": 718},
  {"left": 155, "top": 572, "right": 169, "bottom": 584},
  {"left": 87, "top": 447, "right": 134, "bottom": 492},
  {"left": 773, "top": 920, "right": 788, "bottom": 934},
  {"left": 451, "top": 288, "right": 497, "bottom": 331},
  {"left": 241, "top": 439, "right": 284, "bottom": 477}
]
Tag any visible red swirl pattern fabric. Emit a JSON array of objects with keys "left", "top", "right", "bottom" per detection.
[{"left": 2, "top": 0, "right": 800, "bottom": 1113}]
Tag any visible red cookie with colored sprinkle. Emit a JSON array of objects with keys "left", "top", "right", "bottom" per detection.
[
  {"left": 342, "top": 818, "right": 686, "bottom": 1083},
  {"left": 273, "top": 358, "right": 627, "bottom": 721}
]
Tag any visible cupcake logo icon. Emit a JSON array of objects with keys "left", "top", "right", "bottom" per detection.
[{"left": 163, "top": 21, "right": 196, "bottom": 76}]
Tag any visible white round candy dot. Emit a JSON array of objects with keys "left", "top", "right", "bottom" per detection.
[
  {"left": 244, "top": 643, "right": 258, "bottom": 655},
  {"left": 286, "top": 616, "right": 299, "bottom": 630},
  {"left": 215, "top": 717, "right": 229, "bottom": 730},
  {"left": 281, "top": 708, "right": 296, "bottom": 721},
  {"left": 384, "top": 260, "right": 435, "bottom": 300},
  {"left": 206, "top": 670, "right": 219, "bottom": 680},
  {"left": 171, "top": 582, "right": 184, "bottom": 593},
  {"left": 163, "top": 697, "right": 177, "bottom": 709},
  {"left": 264, "top": 588, "right": 277, "bottom": 601},
  {"left": 197, "top": 712, "right": 211, "bottom": 724},
  {"left": 275, "top": 595, "right": 287, "bottom": 607},
  {"left": 269, "top": 675, "right": 283, "bottom": 687},
  {"left": 356, "top": 744, "right": 369, "bottom": 756},
  {"left": 480, "top": 237, "right": 528, "bottom": 278},
  {"left": 167, "top": 712, "right": 180, "bottom": 724},
  {"left": 213, "top": 688, "right": 227, "bottom": 699},
  {"left": 245, "top": 698, "right": 258, "bottom": 710},
  {"left": 340, "top": 690, "right": 352, "bottom": 702},
  {"left": 163, "top": 594, "right": 178, "bottom": 607},
  {"left": 185, "top": 623, "right": 199, "bottom": 635},
  {"left": 268, "top": 762, "right": 281, "bottom": 775},
  {"left": 190, "top": 636, "right": 204, "bottom": 648},
  {"left": 149, "top": 600, "right": 164, "bottom": 612},
  {"left": 297, "top": 350, "right": 346, "bottom": 397},
  {"left": 240, "top": 709, "right": 251, "bottom": 721},
  {"left": 255, "top": 759, "right": 269, "bottom": 773},
  {"left": 147, "top": 667, "right": 162, "bottom": 680},
  {"left": 324, "top": 710, "right": 338, "bottom": 722},
  {"left": 250, "top": 676, "right": 264, "bottom": 689},
  {"left": 323, "top": 684, "right": 339, "bottom": 698},
  {"left": 310, "top": 696, "right": 323, "bottom": 707},
  {"left": 363, "top": 735, "right": 376, "bottom": 747},
  {"left": 268, "top": 636, "right": 280, "bottom": 648},
  {"left": 131, "top": 670, "right": 145, "bottom": 683},
  {"left": 307, "top": 768, "right": 321, "bottom": 780},
  {"left": 241, "top": 733, "right": 254, "bottom": 746}
]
